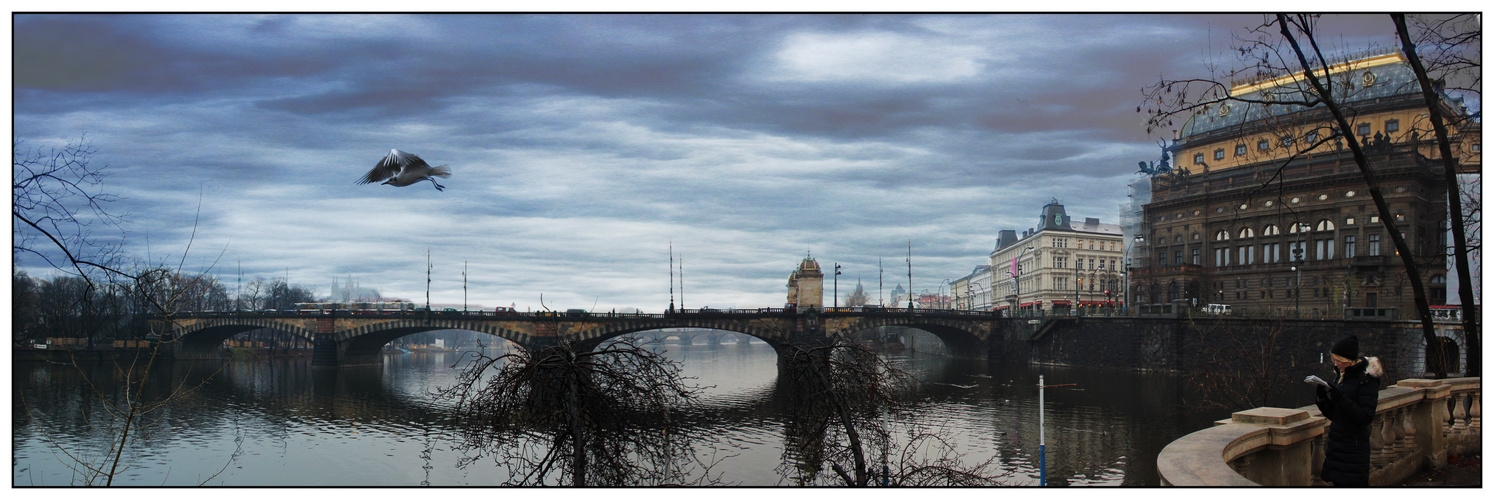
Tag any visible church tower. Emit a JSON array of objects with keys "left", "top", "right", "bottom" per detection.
[{"left": 786, "top": 254, "right": 824, "bottom": 309}]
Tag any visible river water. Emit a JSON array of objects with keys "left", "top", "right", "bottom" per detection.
[{"left": 12, "top": 338, "right": 1222, "bottom": 486}]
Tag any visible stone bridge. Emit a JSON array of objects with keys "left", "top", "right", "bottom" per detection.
[{"left": 158, "top": 309, "right": 1003, "bottom": 366}]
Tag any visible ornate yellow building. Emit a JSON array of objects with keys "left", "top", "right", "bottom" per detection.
[{"left": 1136, "top": 52, "right": 1479, "bottom": 318}]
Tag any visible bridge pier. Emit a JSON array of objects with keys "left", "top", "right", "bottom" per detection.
[{"left": 311, "top": 339, "right": 339, "bottom": 367}]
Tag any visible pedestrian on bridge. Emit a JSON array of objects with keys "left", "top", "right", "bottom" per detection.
[{"left": 1313, "top": 335, "right": 1382, "bottom": 487}]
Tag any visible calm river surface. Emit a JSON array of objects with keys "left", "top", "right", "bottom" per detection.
[{"left": 13, "top": 340, "right": 1223, "bottom": 486}]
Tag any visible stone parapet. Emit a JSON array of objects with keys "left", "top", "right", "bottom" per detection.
[{"left": 1159, "top": 377, "right": 1481, "bottom": 486}]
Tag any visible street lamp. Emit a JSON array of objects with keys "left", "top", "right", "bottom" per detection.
[
  {"left": 969, "top": 281, "right": 988, "bottom": 312},
  {"left": 833, "top": 263, "right": 842, "bottom": 310},
  {"left": 1292, "top": 265, "right": 1302, "bottom": 318},
  {"left": 1075, "top": 275, "right": 1081, "bottom": 317},
  {"left": 939, "top": 278, "right": 952, "bottom": 310},
  {"left": 1012, "top": 245, "right": 1034, "bottom": 316},
  {"left": 1292, "top": 222, "right": 1307, "bottom": 318}
]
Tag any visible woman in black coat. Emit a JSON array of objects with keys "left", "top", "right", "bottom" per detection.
[{"left": 1315, "top": 335, "right": 1382, "bottom": 487}]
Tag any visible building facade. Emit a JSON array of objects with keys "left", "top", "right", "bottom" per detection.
[
  {"left": 991, "top": 201, "right": 1124, "bottom": 315},
  {"left": 952, "top": 265, "right": 993, "bottom": 311},
  {"left": 1134, "top": 53, "right": 1479, "bottom": 318},
  {"left": 785, "top": 255, "right": 824, "bottom": 310}
]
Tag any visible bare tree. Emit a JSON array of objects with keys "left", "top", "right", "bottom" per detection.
[
  {"left": 1177, "top": 316, "right": 1297, "bottom": 413},
  {"left": 1391, "top": 13, "right": 1481, "bottom": 376},
  {"left": 435, "top": 336, "right": 721, "bottom": 486},
  {"left": 775, "top": 336, "right": 1009, "bottom": 486},
  {"left": 13, "top": 270, "right": 42, "bottom": 345},
  {"left": 846, "top": 283, "right": 870, "bottom": 307},
  {"left": 240, "top": 276, "right": 267, "bottom": 311},
  {"left": 13, "top": 137, "right": 131, "bottom": 280},
  {"left": 13, "top": 137, "right": 235, "bottom": 485}
]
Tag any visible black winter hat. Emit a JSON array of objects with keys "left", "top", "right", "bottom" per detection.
[{"left": 1331, "top": 335, "right": 1359, "bottom": 360}]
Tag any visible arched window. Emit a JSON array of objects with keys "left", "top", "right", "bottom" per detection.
[
  {"left": 1263, "top": 224, "right": 1280, "bottom": 236},
  {"left": 1238, "top": 227, "right": 1255, "bottom": 238},
  {"left": 1317, "top": 219, "right": 1335, "bottom": 231},
  {"left": 1215, "top": 230, "right": 1230, "bottom": 241},
  {"left": 1289, "top": 222, "right": 1309, "bottom": 234}
]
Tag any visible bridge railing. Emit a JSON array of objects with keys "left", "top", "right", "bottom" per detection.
[{"left": 1157, "top": 377, "right": 1481, "bottom": 486}]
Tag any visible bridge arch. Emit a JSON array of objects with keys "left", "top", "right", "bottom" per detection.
[
  {"left": 171, "top": 318, "right": 316, "bottom": 359},
  {"left": 567, "top": 317, "right": 794, "bottom": 352},
  {"left": 825, "top": 317, "right": 989, "bottom": 359},
  {"left": 335, "top": 319, "right": 539, "bottom": 365}
]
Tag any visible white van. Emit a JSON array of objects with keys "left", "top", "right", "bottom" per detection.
[{"left": 1204, "top": 304, "right": 1232, "bottom": 316}]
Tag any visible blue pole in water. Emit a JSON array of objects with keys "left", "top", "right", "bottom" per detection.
[{"left": 1039, "top": 374, "right": 1046, "bottom": 486}]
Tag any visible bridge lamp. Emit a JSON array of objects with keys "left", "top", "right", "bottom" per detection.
[{"left": 834, "top": 263, "right": 842, "bottom": 310}]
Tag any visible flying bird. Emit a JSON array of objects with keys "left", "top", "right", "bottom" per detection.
[{"left": 357, "top": 149, "right": 452, "bottom": 191}]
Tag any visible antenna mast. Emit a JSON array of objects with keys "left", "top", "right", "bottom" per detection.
[
  {"left": 426, "top": 248, "right": 431, "bottom": 312},
  {"left": 669, "top": 242, "right": 675, "bottom": 314},
  {"left": 907, "top": 241, "right": 914, "bottom": 310}
]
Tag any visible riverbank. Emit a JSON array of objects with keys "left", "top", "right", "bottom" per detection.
[{"left": 13, "top": 346, "right": 313, "bottom": 363}]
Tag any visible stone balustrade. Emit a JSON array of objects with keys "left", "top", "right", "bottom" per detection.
[{"left": 1158, "top": 377, "right": 1480, "bottom": 486}]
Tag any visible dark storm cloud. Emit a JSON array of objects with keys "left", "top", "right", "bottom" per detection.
[{"left": 13, "top": 16, "right": 199, "bottom": 92}]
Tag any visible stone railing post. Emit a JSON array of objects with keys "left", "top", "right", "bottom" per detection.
[
  {"left": 1370, "top": 411, "right": 1389, "bottom": 469},
  {"left": 1393, "top": 379, "right": 1452, "bottom": 470},
  {"left": 1440, "top": 379, "right": 1482, "bottom": 457},
  {"left": 1309, "top": 431, "right": 1327, "bottom": 485},
  {"left": 1450, "top": 393, "right": 1469, "bottom": 433},
  {"left": 1398, "top": 405, "right": 1416, "bottom": 462},
  {"left": 1469, "top": 390, "right": 1482, "bottom": 431}
]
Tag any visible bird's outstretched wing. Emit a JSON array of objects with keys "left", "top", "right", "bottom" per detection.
[{"left": 357, "top": 149, "right": 431, "bottom": 184}]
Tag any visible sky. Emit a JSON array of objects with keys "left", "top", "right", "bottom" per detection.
[{"left": 11, "top": 12, "right": 1438, "bottom": 313}]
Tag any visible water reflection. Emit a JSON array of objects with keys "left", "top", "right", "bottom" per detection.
[{"left": 13, "top": 342, "right": 1218, "bottom": 486}]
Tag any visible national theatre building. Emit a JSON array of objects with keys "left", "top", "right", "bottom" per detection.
[{"left": 1132, "top": 53, "right": 1480, "bottom": 318}]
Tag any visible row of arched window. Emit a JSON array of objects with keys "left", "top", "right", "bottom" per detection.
[{"left": 1214, "top": 220, "right": 1336, "bottom": 241}]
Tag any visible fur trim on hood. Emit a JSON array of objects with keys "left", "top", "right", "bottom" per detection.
[{"left": 1365, "top": 356, "right": 1384, "bottom": 379}]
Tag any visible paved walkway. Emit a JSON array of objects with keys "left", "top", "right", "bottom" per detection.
[{"left": 1397, "top": 453, "right": 1481, "bottom": 487}]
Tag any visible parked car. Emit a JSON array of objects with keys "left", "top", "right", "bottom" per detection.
[{"left": 1204, "top": 304, "right": 1232, "bottom": 316}]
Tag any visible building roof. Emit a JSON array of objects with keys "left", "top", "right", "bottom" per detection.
[
  {"left": 1068, "top": 218, "right": 1123, "bottom": 236},
  {"left": 1177, "top": 53, "right": 1437, "bottom": 141}
]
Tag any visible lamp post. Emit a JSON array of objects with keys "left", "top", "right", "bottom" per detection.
[
  {"left": 1292, "top": 264, "right": 1302, "bottom": 318},
  {"left": 1292, "top": 222, "right": 1307, "bottom": 318},
  {"left": 1012, "top": 245, "right": 1034, "bottom": 316},
  {"left": 834, "top": 263, "right": 842, "bottom": 310},
  {"left": 939, "top": 278, "right": 952, "bottom": 310},
  {"left": 1075, "top": 276, "right": 1087, "bottom": 314},
  {"left": 970, "top": 281, "right": 987, "bottom": 312}
]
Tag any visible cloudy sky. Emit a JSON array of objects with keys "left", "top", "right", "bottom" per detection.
[{"left": 13, "top": 13, "right": 1426, "bottom": 312}]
